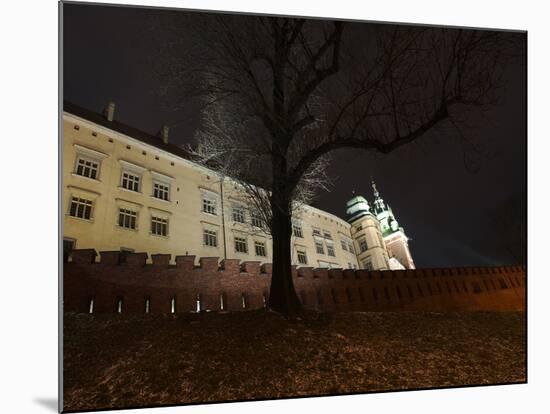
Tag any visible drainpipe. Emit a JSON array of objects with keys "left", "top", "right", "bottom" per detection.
[{"left": 220, "top": 176, "right": 227, "bottom": 260}]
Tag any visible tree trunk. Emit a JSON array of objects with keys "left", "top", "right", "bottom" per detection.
[{"left": 268, "top": 154, "right": 303, "bottom": 317}]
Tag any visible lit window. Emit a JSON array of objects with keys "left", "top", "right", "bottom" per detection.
[
  {"left": 88, "top": 297, "right": 94, "bottom": 314},
  {"left": 75, "top": 156, "right": 99, "bottom": 179},
  {"left": 202, "top": 196, "right": 217, "bottom": 215},
  {"left": 116, "top": 297, "right": 123, "bottom": 313},
  {"left": 251, "top": 211, "right": 263, "bottom": 228},
  {"left": 297, "top": 250, "right": 308, "bottom": 265},
  {"left": 315, "top": 241, "right": 325, "bottom": 255},
  {"left": 359, "top": 238, "right": 368, "bottom": 252},
  {"left": 255, "top": 241, "right": 266, "bottom": 257},
  {"left": 121, "top": 171, "right": 141, "bottom": 192},
  {"left": 235, "top": 236, "right": 248, "bottom": 253},
  {"left": 153, "top": 182, "right": 170, "bottom": 201},
  {"left": 151, "top": 216, "right": 168, "bottom": 236},
  {"left": 233, "top": 206, "right": 245, "bottom": 223},
  {"left": 292, "top": 223, "right": 303, "bottom": 238},
  {"left": 118, "top": 208, "right": 137, "bottom": 229},
  {"left": 69, "top": 197, "right": 93, "bottom": 220},
  {"left": 241, "top": 293, "right": 247, "bottom": 309},
  {"left": 145, "top": 297, "right": 150, "bottom": 313},
  {"left": 341, "top": 240, "right": 348, "bottom": 251},
  {"left": 171, "top": 297, "right": 176, "bottom": 313},
  {"left": 327, "top": 243, "right": 336, "bottom": 257},
  {"left": 203, "top": 229, "right": 217, "bottom": 247}
]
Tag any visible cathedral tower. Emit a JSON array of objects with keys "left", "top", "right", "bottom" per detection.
[
  {"left": 345, "top": 193, "right": 390, "bottom": 270},
  {"left": 370, "top": 180, "right": 415, "bottom": 269}
]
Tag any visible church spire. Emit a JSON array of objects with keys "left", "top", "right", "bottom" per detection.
[{"left": 371, "top": 178, "right": 386, "bottom": 213}]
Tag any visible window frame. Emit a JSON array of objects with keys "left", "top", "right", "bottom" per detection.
[
  {"left": 74, "top": 155, "right": 100, "bottom": 180},
  {"left": 232, "top": 205, "right": 246, "bottom": 223},
  {"left": 254, "top": 241, "right": 267, "bottom": 257},
  {"left": 297, "top": 250, "right": 308, "bottom": 265},
  {"left": 68, "top": 196, "right": 93, "bottom": 221},
  {"left": 315, "top": 240, "right": 325, "bottom": 255},
  {"left": 152, "top": 180, "right": 170, "bottom": 201},
  {"left": 117, "top": 207, "right": 138, "bottom": 230},
  {"left": 151, "top": 215, "right": 169, "bottom": 237},
  {"left": 203, "top": 229, "right": 218, "bottom": 247},
  {"left": 234, "top": 236, "right": 248, "bottom": 254},
  {"left": 120, "top": 170, "right": 142, "bottom": 192}
]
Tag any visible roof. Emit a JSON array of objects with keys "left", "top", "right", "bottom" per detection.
[{"left": 63, "top": 101, "right": 196, "bottom": 162}]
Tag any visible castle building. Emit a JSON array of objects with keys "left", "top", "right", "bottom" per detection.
[{"left": 62, "top": 101, "right": 415, "bottom": 271}]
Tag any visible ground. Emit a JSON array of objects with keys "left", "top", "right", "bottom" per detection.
[{"left": 63, "top": 311, "right": 526, "bottom": 412}]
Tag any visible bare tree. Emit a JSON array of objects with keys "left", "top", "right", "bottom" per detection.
[{"left": 154, "top": 13, "right": 520, "bottom": 316}]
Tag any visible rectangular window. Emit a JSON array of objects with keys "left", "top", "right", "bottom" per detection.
[
  {"left": 341, "top": 240, "right": 348, "bottom": 251},
  {"left": 251, "top": 211, "right": 263, "bottom": 228},
  {"left": 327, "top": 243, "right": 336, "bottom": 257},
  {"left": 151, "top": 216, "right": 168, "bottom": 236},
  {"left": 121, "top": 171, "right": 141, "bottom": 192},
  {"left": 202, "top": 197, "right": 217, "bottom": 215},
  {"left": 348, "top": 243, "right": 355, "bottom": 254},
  {"left": 362, "top": 259, "right": 374, "bottom": 271},
  {"left": 292, "top": 223, "right": 303, "bottom": 238},
  {"left": 359, "top": 238, "right": 368, "bottom": 252},
  {"left": 323, "top": 231, "right": 332, "bottom": 240},
  {"left": 232, "top": 207, "right": 245, "bottom": 223},
  {"left": 69, "top": 197, "right": 92, "bottom": 220},
  {"left": 203, "top": 229, "right": 217, "bottom": 247},
  {"left": 118, "top": 208, "right": 137, "bottom": 229},
  {"left": 297, "top": 250, "right": 308, "bottom": 265},
  {"left": 235, "top": 236, "right": 248, "bottom": 253},
  {"left": 255, "top": 241, "right": 266, "bottom": 257},
  {"left": 315, "top": 240, "right": 325, "bottom": 255},
  {"left": 312, "top": 228, "right": 321, "bottom": 236},
  {"left": 152, "top": 182, "right": 170, "bottom": 201},
  {"left": 75, "top": 156, "right": 99, "bottom": 179}
]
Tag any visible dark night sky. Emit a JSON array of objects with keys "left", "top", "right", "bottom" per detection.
[{"left": 63, "top": 3, "right": 527, "bottom": 268}]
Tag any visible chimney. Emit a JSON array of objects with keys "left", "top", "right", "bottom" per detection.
[
  {"left": 160, "top": 124, "right": 169, "bottom": 144},
  {"left": 104, "top": 101, "right": 115, "bottom": 122}
]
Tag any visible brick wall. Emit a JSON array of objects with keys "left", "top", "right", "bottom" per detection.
[{"left": 64, "top": 249, "right": 526, "bottom": 314}]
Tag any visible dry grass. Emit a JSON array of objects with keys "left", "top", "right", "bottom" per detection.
[{"left": 63, "top": 311, "right": 526, "bottom": 412}]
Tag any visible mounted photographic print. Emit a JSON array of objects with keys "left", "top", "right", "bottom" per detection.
[{"left": 60, "top": 1, "right": 527, "bottom": 412}]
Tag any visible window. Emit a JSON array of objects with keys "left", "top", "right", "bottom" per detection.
[
  {"left": 235, "top": 236, "right": 248, "bottom": 253},
  {"left": 348, "top": 243, "right": 355, "bottom": 254},
  {"left": 323, "top": 231, "right": 332, "bottom": 240},
  {"left": 341, "top": 240, "right": 348, "bottom": 251},
  {"left": 356, "top": 225, "right": 362, "bottom": 231},
  {"left": 203, "top": 229, "right": 217, "bottom": 247},
  {"left": 241, "top": 293, "right": 247, "bottom": 309},
  {"left": 171, "top": 297, "right": 177, "bottom": 313},
  {"left": 153, "top": 182, "right": 170, "bottom": 201},
  {"left": 297, "top": 250, "right": 308, "bottom": 265},
  {"left": 312, "top": 228, "right": 321, "bottom": 236},
  {"left": 359, "top": 238, "right": 368, "bottom": 252},
  {"left": 315, "top": 240, "right": 325, "bottom": 255},
  {"left": 326, "top": 243, "right": 336, "bottom": 257},
  {"left": 69, "top": 197, "right": 93, "bottom": 220},
  {"left": 202, "top": 196, "right": 217, "bottom": 215},
  {"left": 232, "top": 206, "right": 245, "bottom": 223},
  {"left": 121, "top": 171, "right": 141, "bottom": 192},
  {"left": 251, "top": 211, "right": 263, "bottom": 228},
  {"left": 151, "top": 216, "right": 168, "bottom": 236},
  {"left": 255, "top": 241, "right": 266, "bottom": 257},
  {"left": 75, "top": 156, "right": 99, "bottom": 179},
  {"left": 362, "top": 259, "right": 374, "bottom": 271},
  {"left": 116, "top": 296, "right": 123, "bottom": 313},
  {"left": 145, "top": 297, "right": 150, "bottom": 313},
  {"left": 292, "top": 222, "right": 303, "bottom": 238},
  {"left": 118, "top": 208, "right": 137, "bottom": 229}
]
